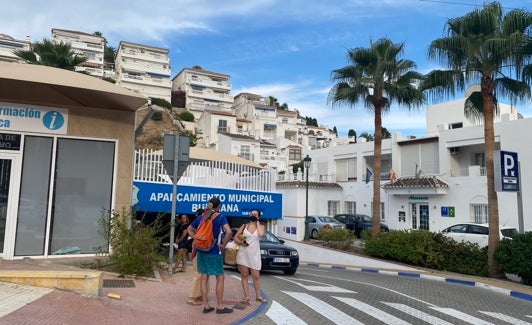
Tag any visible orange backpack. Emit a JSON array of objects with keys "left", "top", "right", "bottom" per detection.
[{"left": 193, "top": 211, "right": 220, "bottom": 252}]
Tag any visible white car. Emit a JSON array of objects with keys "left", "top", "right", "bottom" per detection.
[{"left": 440, "top": 223, "right": 518, "bottom": 248}]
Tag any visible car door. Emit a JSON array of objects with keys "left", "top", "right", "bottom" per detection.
[{"left": 465, "top": 224, "right": 489, "bottom": 247}]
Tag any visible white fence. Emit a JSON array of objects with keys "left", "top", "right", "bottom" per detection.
[{"left": 134, "top": 149, "right": 276, "bottom": 192}]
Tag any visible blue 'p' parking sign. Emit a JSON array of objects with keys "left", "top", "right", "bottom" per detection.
[{"left": 495, "top": 151, "right": 519, "bottom": 192}]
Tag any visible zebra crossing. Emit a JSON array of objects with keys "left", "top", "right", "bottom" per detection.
[{"left": 264, "top": 292, "right": 532, "bottom": 325}]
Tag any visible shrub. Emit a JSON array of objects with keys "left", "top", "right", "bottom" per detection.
[
  {"left": 317, "top": 228, "right": 355, "bottom": 249},
  {"left": 149, "top": 97, "right": 172, "bottom": 109},
  {"left": 97, "top": 209, "right": 165, "bottom": 276},
  {"left": 495, "top": 232, "right": 532, "bottom": 285},
  {"left": 151, "top": 111, "right": 163, "bottom": 121},
  {"left": 362, "top": 229, "right": 487, "bottom": 276},
  {"left": 179, "top": 111, "right": 195, "bottom": 122}
]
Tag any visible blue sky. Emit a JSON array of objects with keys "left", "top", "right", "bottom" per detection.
[{"left": 2, "top": 0, "right": 531, "bottom": 137}]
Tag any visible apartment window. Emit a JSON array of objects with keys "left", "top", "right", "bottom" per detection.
[
  {"left": 381, "top": 202, "right": 385, "bottom": 221},
  {"left": 218, "top": 120, "right": 228, "bottom": 133},
  {"left": 282, "top": 117, "right": 288, "bottom": 123},
  {"left": 449, "top": 122, "right": 463, "bottom": 129},
  {"left": 239, "top": 145, "right": 252, "bottom": 160},
  {"left": 289, "top": 148, "right": 301, "bottom": 161},
  {"left": 474, "top": 153, "right": 485, "bottom": 167},
  {"left": 345, "top": 201, "right": 356, "bottom": 214},
  {"left": 470, "top": 203, "right": 488, "bottom": 223},
  {"left": 328, "top": 201, "right": 340, "bottom": 216}
]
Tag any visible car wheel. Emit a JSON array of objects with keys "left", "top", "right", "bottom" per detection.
[
  {"left": 283, "top": 269, "right": 297, "bottom": 275},
  {"left": 311, "top": 229, "right": 318, "bottom": 239}
]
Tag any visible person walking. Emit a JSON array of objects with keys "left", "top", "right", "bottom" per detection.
[
  {"left": 187, "top": 197, "right": 233, "bottom": 314},
  {"left": 234, "top": 209, "right": 266, "bottom": 304},
  {"left": 187, "top": 208, "right": 205, "bottom": 305},
  {"left": 173, "top": 214, "right": 190, "bottom": 273}
]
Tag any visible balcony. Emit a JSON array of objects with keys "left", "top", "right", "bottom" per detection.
[
  {"left": 120, "top": 60, "right": 170, "bottom": 76},
  {"left": 120, "top": 50, "right": 170, "bottom": 64},
  {"left": 188, "top": 77, "right": 231, "bottom": 91},
  {"left": 218, "top": 126, "right": 230, "bottom": 133}
]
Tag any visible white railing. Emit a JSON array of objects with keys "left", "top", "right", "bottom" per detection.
[{"left": 134, "top": 149, "right": 276, "bottom": 192}]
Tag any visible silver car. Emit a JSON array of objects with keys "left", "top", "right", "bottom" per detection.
[{"left": 306, "top": 215, "right": 345, "bottom": 239}]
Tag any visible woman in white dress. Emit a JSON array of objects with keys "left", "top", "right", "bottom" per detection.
[{"left": 234, "top": 209, "right": 266, "bottom": 304}]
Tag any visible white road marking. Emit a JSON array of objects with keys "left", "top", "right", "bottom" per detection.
[
  {"left": 383, "top": 302, "right": 454, "bottom": 325},
  {"left": 283, "top": 291, "right": 364, "bottom": 325},
  {"left": 479, "top": 311, "right": 532, "bottom": 325},
  {"left": 0, "top": 282, "right": 52, "bottom": 317},
  {"left": 266, "top": 300, "right": 307, "bottom": 325},
  {"left": 430, "top": 307, "right": 495, "bottom": 325},
  {"left": 275, "top": 276, "right": 355, "bottom": 293},
  {"left": 334, "top": 297, "right": 411, "bottom": 325}
]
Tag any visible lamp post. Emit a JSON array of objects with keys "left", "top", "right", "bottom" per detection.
[{"left": 303, "top": 155, "right": 312, "bottom": 241}]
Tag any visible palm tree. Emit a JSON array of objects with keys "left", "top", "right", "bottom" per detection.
[
  {"left": 422, "top": 2, "right": 532, "bottom": 278},
  {"left": 14, "top": 38, "right": 87, "bottom": 70},
  {"left": 329, "top": 38, "right": 424, "bottom": 236}
]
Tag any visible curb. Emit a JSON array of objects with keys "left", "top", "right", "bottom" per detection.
[{"left": 301, "top": 263, "right": 532, "bottom": 302}]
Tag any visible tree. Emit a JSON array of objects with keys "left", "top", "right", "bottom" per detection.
[
  {"left": 381, "top": 127, "right": 391, "bottom": 139},
  {"left": 328, "top": 38, "right": 424, "bottom": 236},
  {"left": 93, "top": 31, "right": 115, "bottom": 65},
  {"left": 332, "top": 126, "right": 338, "bottom": 136},
  {"left": 422, "top": 2, "right": 532, "bottom": 278},
  {"left": 305, "top": 117, "right": 318, "bottom": 127},
  {"left": 14, "top": 38, "right": 87, "bottom": 70},
  {"left": 359, "top": 132, "right": 374, "bottom": 142}
]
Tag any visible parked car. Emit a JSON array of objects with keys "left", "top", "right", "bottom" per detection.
[
  {"left": 440, "top": 222, "right": 518, "bottom": 248},
  {"left": 334, "top": 213, "right": 389, "bottom": 238},
  {"left": 222, "top": 228, "right": 299, "bottom": 275},
  {"left": 305, "top": 216, "right": 345, "bottom": 239}
]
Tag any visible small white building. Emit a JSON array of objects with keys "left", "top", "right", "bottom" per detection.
[
  {"left": 0, "top": 34, "right": 31, "bottom": 63},
  {"left": 115, "top": 41, "right": 172, "bottom": 102}
]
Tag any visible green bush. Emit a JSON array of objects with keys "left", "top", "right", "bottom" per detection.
[
  {"left": 495, "top": 232, "right": 532, "bottom": 285},
  {"left": 151, "top": 111, "right": 163, "bottom": 121},
  {"left": 362, "top": 229, "right": 487, "bottom": 276},
  {"left": 149, "top": 97, "right": 172, "bottom": 109},
  {"left": 317, "top": 228, "right": 355, "bottom": 249},
  {"left": 97, "top": 209, "right": 165, "bottom": 276},
  {"left": 179, "top": 111, "right": 195, "bottom": 122}
]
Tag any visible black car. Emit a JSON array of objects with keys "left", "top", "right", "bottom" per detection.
[
  {"left": 223, "top": 228, "right": 299, "bottom": 275},
  {"left": 334, "top": 214, "right": 389, "bottom": 238}
]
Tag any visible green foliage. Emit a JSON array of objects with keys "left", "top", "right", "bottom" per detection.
[
  {"left": 348, "top": 129, "right": 356, "bottom": 137},
  {"left": 363, "top": 230, "right": 488, "bottom": 276},
  {"left": 151, "top": 111, "right": 163, "bottom": 121},
  {"left": 495, "top": 232, "right": 532, "bottom": 285},
  {"left": 14, "top": 38, "right": 88, "bottom": 70},
  {"left": 97, "top": 209, "right": 165, "bottom": 276},
  {"left": 102, "top": 77, "right": 116, "bottom": 84},
  {"left": 179, "top": 111, "right": 195, "bottom": 122},
  {"left": 179, "top": 130, "right": 197, "bottom": 147},
  {"left": 149, "top": 97, "right": 172, "bottom": 110},
  {"left": 317, "top": 228, "right": 355, "bottom": 249}
]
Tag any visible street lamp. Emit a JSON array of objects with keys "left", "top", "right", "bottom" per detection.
[{"left": 303, "top": 155, "right": 312, "bottom": 241}]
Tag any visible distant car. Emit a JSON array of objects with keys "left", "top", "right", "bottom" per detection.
[
  {"left": 305, "top": 216, "right": 345, "bottom": 239},
  {"left": 334, "top": 213, "right": 389, "bottom": 238},
  {"left": 440, "top": 223, "right": 518, "bottom": 248},
  {"left": 223, "top": 228, "right": 299, "bottom": 275}
]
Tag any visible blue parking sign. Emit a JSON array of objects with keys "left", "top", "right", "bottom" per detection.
[{"left": 497, "top": 151, "right": 519, "bottom": 192}]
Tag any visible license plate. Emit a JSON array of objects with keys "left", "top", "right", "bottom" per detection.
[{"left": 273, "top": 257, "right": 290, "bottom": 263}]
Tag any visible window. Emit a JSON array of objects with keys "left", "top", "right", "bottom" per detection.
[
  {"left": 218, "top": 120, "right": 228, "bottom": 133},
  {"left": 449, "top": 122, "right": 463, "bottom": 129},
  {"left": 289, "top": 148, "right": 301, "bottom": 161},
  {"left": 345, "top": 201, "right": 356, "bottom": 214},
  {"left": 474, "top": 153, "right": 485, "bottom": 167},
  {"left": 470, "top": 203, "right": 488, "bottom": 223},
  {"left": 381, "top": 202, "right": 385, "bottom": 221},
  {"left": 327, "top": 201, "right": 339, "bottom": 216},
  {"left": 282, "top": 117, "right": 288, "bottom": 123},
  {"left": 239, "top": 145, "right": 252, "bottom": 160}
]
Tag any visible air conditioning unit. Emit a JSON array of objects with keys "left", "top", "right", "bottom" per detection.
[{"left": 450, "top": 147, "right": 461, "bottom": 155}]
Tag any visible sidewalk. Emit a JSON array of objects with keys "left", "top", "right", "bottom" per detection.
[{"left": 1, "top": 240, "right": 531, "bottom": 324}]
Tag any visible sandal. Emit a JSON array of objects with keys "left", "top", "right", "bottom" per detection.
[
  {"left": 256, "top": 297, "right": 268, "bottom": 303},
  {"left": 187, "top": 300, "right": 201, "bottom": 306},
  {"left": 240, "top": 298, "right": 250, "bottom": 305}
]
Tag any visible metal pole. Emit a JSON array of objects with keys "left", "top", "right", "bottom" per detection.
[
  {"left": 168, "top": 135, "right": 180, "bottom": 276},
  {"left": 304, "top": 165, "right": 309, "bottom": 241}
]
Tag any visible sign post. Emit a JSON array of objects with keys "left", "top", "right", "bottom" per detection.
[{"left": 163, "top": 134, "right": 190, "bottom": 275}]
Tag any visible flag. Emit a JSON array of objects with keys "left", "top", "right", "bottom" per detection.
[
  {"left": 365, "top": 168, "right": 373, "bottom": 184},
  {"left": 390, "top": 169, "right": 397, "bottom": 184}
]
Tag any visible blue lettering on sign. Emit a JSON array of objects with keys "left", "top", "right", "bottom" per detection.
[
  {"left": 132, "top": 181, "right": 283, "bottom": 219},
  {"left": 0, "top": 119, "right": 10, "bottom": 127},
  {"left": 42, "top": 111, "right": 64, "bottom": 130}
]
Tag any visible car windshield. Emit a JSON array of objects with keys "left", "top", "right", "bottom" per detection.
[
  {"left": 260, "top": 231, "right": 281, "bottom": 243},
  {"left": 501, "top": 228, "right": 518, "bottom": 238},
  {"left": 317, "top": 216, "right": 336, "bottom": 223}
]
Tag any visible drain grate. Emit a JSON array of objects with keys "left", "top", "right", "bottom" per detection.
[{"left": 103, "top": 279, "right": 136, "bottom": 288}]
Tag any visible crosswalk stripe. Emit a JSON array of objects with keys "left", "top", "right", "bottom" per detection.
[
  {"left": 430, "top": 307, "right": 495, "bottom": 325},
  {"left": 333, "top": 297, "right": 411, "bottom": 325},
  {"left": 479, "top": 311, "right": 532, "bottom": 325},
  {"left": 383, "top": 302, "right": 454, "bottom": 325},
  {"left": 266, "top": 301, "right": 307, "bottom": 325},
  {"left": 276, "top": 276, "right": 355, "bottom": 293},
  {"left": 283, "top": 291, "right": 364, "bottom": 325}
]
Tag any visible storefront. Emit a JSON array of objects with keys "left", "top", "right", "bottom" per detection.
[{"left": 0, "top": 62, "right": 147, "bottom": 260}]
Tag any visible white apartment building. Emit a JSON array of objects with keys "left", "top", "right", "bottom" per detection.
[
  {"left": 0, "top": 34, "right": 31, "bottom": 63},
  {"left": 275, "top": 94, "right": 531, "bottom": 241},
  {"left": 172, "top": 67, "right": 233, "bottom": 120},
  {"left": 51, "top": 28, "right": 105, "bottom": 78},
  {"left": 115, "top": 41, "right": 172, "bottom": 102}
]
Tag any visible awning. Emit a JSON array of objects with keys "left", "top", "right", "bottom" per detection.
[{"left": 0, "top": 62, "right": 148, "bottom": 111}]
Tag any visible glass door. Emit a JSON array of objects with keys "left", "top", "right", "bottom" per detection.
[
  {"left": 0, "top": 154, "right": 20, "bottom": 259},
  {"left": 0, "top": 158, "right": 12, "bottom": 255}
]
